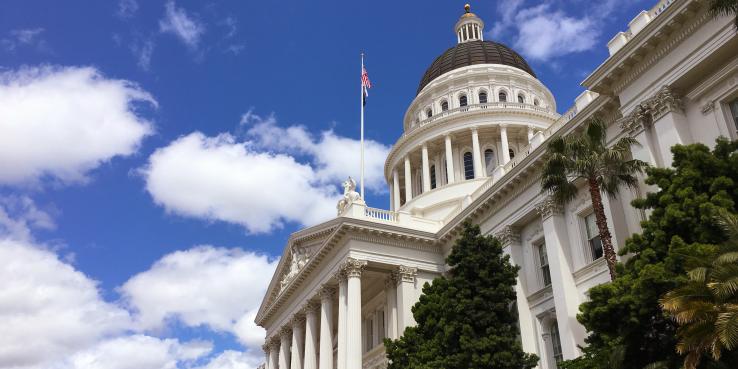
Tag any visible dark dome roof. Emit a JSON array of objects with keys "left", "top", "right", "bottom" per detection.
[{"left": 417, "top": 40, "right": 536, "bottom": 95}]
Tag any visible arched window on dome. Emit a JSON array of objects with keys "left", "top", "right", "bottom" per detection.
[
  {"left": 509, "top": 149, "right": 516, "bottom": 160},
  {"left": 463, "top": 152, "right": 474, "bottom": 180},
  {"left": 426, "top": 108, "right": 433, "bottom": 118},
  {"left": 534, "top": 99, "right": 540, "bottom": 106},
  {"left": 430, "top": 164, "right": 437, "bottom": 189},
  {"left": 518, "top": 94, "right": 525, "bottom": 104},
  {"left": 499, "top": 91, "right": 507, "bottom": 102},
  {"left": 484, "top": 149, "right": 495, "bottom": 175},
  {"left": 441, "top": 100, "right": 449, "bottom": 111},
  {"left": 479, "top": 91, "right": 488, "bottom": 104},
  {"left": 459, "top": 94, "right": 468, "bottom": 107}
]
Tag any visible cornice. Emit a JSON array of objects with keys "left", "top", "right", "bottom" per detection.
[{"left": 582, "top": 0, "right": 704, "bottom": 94}]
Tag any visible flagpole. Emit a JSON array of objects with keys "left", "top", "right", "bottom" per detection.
[{"left": 360, "top": 52, "right": 365, "bottom": 200}]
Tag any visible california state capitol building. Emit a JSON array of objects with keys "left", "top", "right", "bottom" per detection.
[{"left": 256, "top": 1, "right": 738, "bottom": 368}]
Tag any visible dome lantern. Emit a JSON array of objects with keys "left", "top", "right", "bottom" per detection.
[{"left": 455, "top": 4, "right": 484, "bottom": 43}]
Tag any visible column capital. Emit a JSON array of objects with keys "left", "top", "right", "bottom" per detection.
[
  {"left": 536, "top": 196, "right": 563, "bottom": 220},
  {"left": 470, "top": 126, "right": 479, "bottom": 133},
  {"left": 301, "top": 300, "right": 321, "bottom": 315},
  {"left": 384, "top": 273, "right": 398, "bottom": 289},
  {"left": 394, "top": 265, "right": 418, "bottom": 283},
  {"left": 268, "top": 337, "right": 281, "bottom": 350},
  {"left": 499, "top": 123, "right": 509, "bottom": 129},
  {"left": 341, "top": 258, "right": 367, "bottom": 279},
  {"left": 495, "top": 225, "right": 521, "bottom": 246},
  {"left": 332, "top": 268, "right": 346, "bottom": 282},
  {"left": 262, "top": 343, "right": 271, "bottom": 353},
  {"left": 280, "top": 326, "right": 293, "bottom": 338},
  {"left": 291, "top": 314, "right": 306, "bottom": 328},
  {"left": 319, "top": 285, "right": 336, "bottom": 301}
]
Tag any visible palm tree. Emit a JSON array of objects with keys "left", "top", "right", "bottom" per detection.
[
  {"left": 661, "top": 211, "right": 738, "bottom": 369},
  {"left": 541, "top": 117, "right": 647, "bottom": 279},
  {"left": 709, "top": 0, "right": 738, "bottom": 30}
]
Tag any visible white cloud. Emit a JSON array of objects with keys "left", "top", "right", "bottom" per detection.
[
  {"left": 117, "top": 0, "right": 139, "bottom": 18},
  {"left": 0, "top": 195, "right": 55, "bottom": 241},
  {"left": 243, "top": 111, "right": 391, "bottom": 193},
  {"left": 159, "top": 1, "right": 205, "bottom": 49},
  {"left": 1, "top": 28, "right": 49, "bottom": 53},
  {"left": 488, "top": 0, "right": 626, "bottom": 61},
  {"left": 131, "top": 38, "right": 156, "bottom": 71},
  {"left": 195, "top": 350, "right": 263, "bottom": 369},
  {"left": 0, "top": 238, "right": 131, "bottom": 368},
  {"left": 61, "top": 335, "right": 211, "bottom": 369},
  {"left": 120, "top": 246, "right": 277, "bottom": 349},
  {"left": 141, "top": 131, "right": 340, "bottom": 233},
  {"left": 0, "top": 66, "right": 155, "bottom": 187}
]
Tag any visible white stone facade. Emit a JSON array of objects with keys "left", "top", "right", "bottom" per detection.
[{"left": 256, "top": 1, "right": 738, "bottom": 368}]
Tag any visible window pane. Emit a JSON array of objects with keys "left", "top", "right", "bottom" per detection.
[
  {"left": 538, "top": 243, "right": 551, "bottom": 287},
  {"left": 518, "top": 94, "right": 525, "bottom": 104},
  {"left": 484, "top": 149, "right": 495, "bottom": 175},
  {"left": 551, "top": 322, "right": 564, "bottom": 367},
  {"left": 426, "top": 109, "right": 432, "bottom": 118},
  {"left": 499, "top": 92, "right": 507, "bottom": 102},
  {"left": 479, "top": 92, "right": 488, "bottom": 103},
  {"left": 730, "top": 99, "right": 738, "bottom": 131},
  {"left": 430, "top": 165, "right": 437, "bottom": 189},
  {"left": 585, "top": 213, "right": 598, "bottom": 238},
  {"left": 591, "top": 236, "right": 604, "bottom": 259},
  {"left": 441, "top": 101, "right": 448, "bottom": 111},
  {"left": 460, "top": 95, "right": 467, "bottom": 107},
  {"left": 463, "top": 152, "right": 474, "bottom": 180},
  {"left": 509, "top": 149, "right": 515, "bottom": 159}
]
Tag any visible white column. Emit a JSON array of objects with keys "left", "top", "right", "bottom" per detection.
[
  {"left": 263, "top": 344, "right": 270, "bottom": 369},
  {"left": 395, "top": 266, "right": 418, "bottom": 332},
  {"left": 384, "top": 274, "right": 398, "bottom": 339},
  {"left": 392, "top": 169, "right": 401, "bottom": 210},
  {"left": 318, "top": 286, "right": 335, "bottom": 369},
  {"left": 421, "top": 144, "right": 431, "bottom": 192},
  {"left": 336, "top": 272, "right": 348, "bottom": 369},
  {"left": 444, "top": 134, "right": 455, "bottom": 184},
  {"left": 268, "top": 341, "right": 279, "bottom": 369},
  {"left": 303, "top": 303, "right": 319, "bottom": 369},
  {"left": 291, "top": 317, "right": 304, "bottom": 369},
  {"left": 471, "top": 127, "right": 483, "bottom": 178},
  {"left": 527, "top": 125, "right": 534, "bottom": 143},
  {"left": 500, "top": 124, "right": 511, "bottom": 164},
  {"left": 536, "top": 197, "right": 586, "bottom": 360},
  {"left": 404, "top": 156, "right": 413, "bottom": 202},
  {"left": 279, "top": 328, "right": 291, "bottom": 369},
  {"left": 496, "top": 227, "right": 538, "bottom": 356},
  {"left": 343, "top": 259, "right": 367, "bottom": 369}
]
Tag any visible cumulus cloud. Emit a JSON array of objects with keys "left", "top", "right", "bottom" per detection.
[
  {"left": 0, "top": 195, "right": 55, "bottom": 241},
  {"left": 488, "top": 0, "right": 627, "bottom": 61},
  {"left": 141, "top": 131, "right": 340, "bottom": 233},
  {"left": 0, "top": 66, "right": 155, "bottom": 187},
  {"left": 195, "top": 350, "right": 263, "bottom": 369},
  {"left": 159, "top": 1, "right": 205, "bottom": 49},
  {"left": 61, "top": 335, "right": 211, "bottom": 369},
  {"left": 0, "top": 238, "right": 132, "bottom": 368},
  {"left": 243, "top": 111, "right": 390, "bottom": 193},
  {"left": 120, "top": 246, "right": 275, "bottom": 365}
]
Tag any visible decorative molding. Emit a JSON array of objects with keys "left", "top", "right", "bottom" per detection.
[
  {"left": 535, "top": 196, "right": 563, "bottom": 220},
  {"left": 495, "top": 225, "right": 521, "bottom": 246},
  {"left": 301, "top": 300, "right": 321, "bottom": 315},
  {"left": 384, "top": 273, "right": 398, "bottom": 289},
  {"left": 341, "top": 258, "right": 367, "bottom": 279},
  {"left": 701, "top": 100, "right": 715, "bottom": 114},
  {"left": 290, "top": 314, "right": 306, "bottom": 327},
  {"left": 395, "top": 265, "right": 418, "bottom": 284},
  {"left": 279, "top": 326, "right": 292, "bottom": 338},
  {"left": 621, "top": 85, "right": 684, "bottom": 135},
  {"left": 318, "top": 285, "right": 336, "bottom": 301}
]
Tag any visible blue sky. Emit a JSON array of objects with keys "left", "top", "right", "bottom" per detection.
[{"left": 0, "top": 0, "right": 651, "bottom": 368}]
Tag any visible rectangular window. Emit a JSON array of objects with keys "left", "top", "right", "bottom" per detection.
[
  {"left": 537, "top": 242, "right": 551, "bottom": 287},
  {"left": 585, "top": 213, "right": 603, "bottom": 261},
  {"left": 551, "top": 322, "right": 564, "bottom": 367},
  {"left": 730, "top": 98, "right": 738, "bottom": 132},
  {"left": 378, "top": 309, "right": 386, "bottom": 341},
  {"left": 366, "top": 318, "right": 374, "bottom": 352},
  {"left": 430, "top": 165, "right": 437, "bottom": 189}
]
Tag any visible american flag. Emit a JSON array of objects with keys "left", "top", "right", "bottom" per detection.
[{"left": 361, "top": 66, "right": 372, "bottom": 106}]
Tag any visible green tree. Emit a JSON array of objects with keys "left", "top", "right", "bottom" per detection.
[
  {"left": 709, "top": 0, "right": 738, "bottom": 29},
  {"left": 541, "top": 117, "right": 647, "bottom": 279},
  {"left": 661, "top": 210, "right": 738, "bottom": 369},
  {"left": 384, "top": 222, "right": 538, "bottom": 369},
  {"left": 562, "top": 139, "right": 738, "bottom": 369}
]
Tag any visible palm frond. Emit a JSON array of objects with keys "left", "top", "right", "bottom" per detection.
[{"left": 716, "top": 308, "right": 738, "bottom": 350}]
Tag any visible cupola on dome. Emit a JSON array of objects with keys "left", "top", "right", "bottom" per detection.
[{"left": 416, "top": 5, "right": 536, "bottom": 95}]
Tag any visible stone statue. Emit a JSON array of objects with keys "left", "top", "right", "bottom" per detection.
[
  {"left": 336, "top": 176, "right": 363, "bottom": 215},
  {"left": 279, "top": 245, "right": 312, "bottom": 292}
]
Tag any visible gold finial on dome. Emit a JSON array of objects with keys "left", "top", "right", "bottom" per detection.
[{"left": 464, "top": 4, "right": 471, "bottom": 13}]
